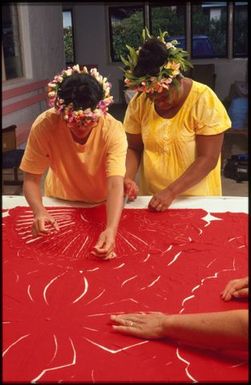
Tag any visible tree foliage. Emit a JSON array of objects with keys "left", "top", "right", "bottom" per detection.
[
  {"left": 111, "top": 11, "right": 143, "bottom": 61},
  {"left": 64, "top": 26, "right": 74, "bottom": 64}
]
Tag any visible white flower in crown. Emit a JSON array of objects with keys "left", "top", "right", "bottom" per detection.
[
  {"left": 72, "top": 64, "right": 81, "bottom": 72},
  {"left": 64, "top": 68, "right": 73, "bottom": 76},
  {"left": 48, "top": 83, "right": 57, "bottom": 89},
  {"left": 166, "top": 42, "right": 175, "bottom": 50}
]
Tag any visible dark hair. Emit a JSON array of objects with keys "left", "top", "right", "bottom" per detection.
[
  {"left": 133, "top": 38, "right": 168, "bottom": 77},
  {"left": 57, "top": 73, "right": 103, "bottom": 111}
]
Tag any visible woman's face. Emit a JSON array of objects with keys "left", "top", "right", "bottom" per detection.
[
  {"left": 147, "top": 83, "right": 182, "bottom": 109},
  {"left": 68, "top": 118, "right": 98, "bottom": 141}
]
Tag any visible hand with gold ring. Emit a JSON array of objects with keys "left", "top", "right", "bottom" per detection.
[{"left": 110, "top": 312, "right": 167, "bottom": 339}]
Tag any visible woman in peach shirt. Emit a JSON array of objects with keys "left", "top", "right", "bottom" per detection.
[{"left": 20, "top": 65, "right": 127, "bottom": 259}]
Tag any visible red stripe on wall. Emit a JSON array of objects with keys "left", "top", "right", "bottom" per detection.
[
  {"left": 2, "top": 93, "right": 48, "bottom": 116},
  {"left": 3, "top": 80, "right": 49, "bottom": 100}
]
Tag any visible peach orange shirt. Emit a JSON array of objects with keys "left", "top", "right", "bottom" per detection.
[
  {"left": 124, "top": 81, "right": 231, "bottom": 196},
  {"left": 20, "top": 108, "right": 127, "bottom": 203}
]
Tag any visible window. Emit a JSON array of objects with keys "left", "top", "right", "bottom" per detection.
[
  {"left": 191, "top": 2, "right": 228, "bottom": 58},
  {"left": 108, "top": 6, "right": 144, "bottom": 62},
  {"left": 63, "top": 10, "right": 75, "bottom": 65},
  {"left": 150, "top": 4, "right": 186, "bottom": 46},
  {"left": 108, "top": 2, "right": 247, "bottom": 61},
  {"left": 2, "top": 4, "right": 23, "bottom": 80},
  {"left": 233, "top": 2, "right": 248, "bottom": 57}
]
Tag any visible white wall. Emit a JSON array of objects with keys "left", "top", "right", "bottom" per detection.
[
  {"left": 73, "top": 4, "right": 123, "bottom": 103},
  {"left": 192, "top": 58, "right": 248, "bottom": 100},
  {"left": 2, "top": 4, "right": 65, "bottom": 145},
  {"left": 22, "top": 4, "right": 65, "bottom": 81}
]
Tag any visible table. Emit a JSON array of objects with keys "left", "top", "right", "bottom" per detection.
[
  {"left": 2, "top": 195, "right": 248, "bottom": 383},
  {"left": 2, "top": 195, "right": 248, "bottom": 212}
]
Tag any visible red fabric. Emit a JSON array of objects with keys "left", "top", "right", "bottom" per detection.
[{"left": 2, "top": 205, "right": 248, "bottom": 382}]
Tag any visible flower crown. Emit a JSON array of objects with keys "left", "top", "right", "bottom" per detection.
[
  {"left": 48, "top": 65, "right": 113, "bottom": 125},
  {"left": 121, "top": 28, "right": 192, "bottom": 94}
]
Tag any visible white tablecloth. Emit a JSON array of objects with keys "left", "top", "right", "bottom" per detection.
[{"left": 2, "top": 195, "right": 248, "bottom": 213}]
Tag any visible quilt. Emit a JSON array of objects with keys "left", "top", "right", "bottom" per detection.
[{"left": 2, "top": 205, "right": 248, "bottom": 382}]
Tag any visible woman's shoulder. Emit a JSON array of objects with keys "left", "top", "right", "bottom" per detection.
[
  {"left": 190, "top": 79, "right": 210, "bottom": 92},
  {"left": 32, "top": 108, "right": 60, "bottom": 128},
  {"left": 129, "top": 92, "right": 148, "bottom": 105},
  {"left": 101, "top": 114, "right": 125, "bottom": 134},
  {"left": 187, "top": 79, "right": 222, "bottom": 107},
  {"left": 190, "top": 79, "right": 216, "bottom": 97},
  {"left": 101, "top": 114, "right": 127, "bottom": 141},
  {"left": 126, "top": 92, "right": 151, "bottom": 119},
  {"left": 103, "top": 113, "right": 123, "bottom": 128}
]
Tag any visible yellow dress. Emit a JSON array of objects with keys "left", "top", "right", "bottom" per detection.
[
  {"left": 20, "top": 108, "right": 127, "bottom": 203},
  {"left": 123, "top": 81, "right": 231, "bottom": 196}
]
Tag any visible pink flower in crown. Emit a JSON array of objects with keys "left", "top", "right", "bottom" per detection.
[{"left": 54, "top": 75, "right": 64, "bottom": 83}]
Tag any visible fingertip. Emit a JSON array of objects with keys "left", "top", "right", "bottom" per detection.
[{"left": 105, "top": 251, "right": 117, "bottom": 260}]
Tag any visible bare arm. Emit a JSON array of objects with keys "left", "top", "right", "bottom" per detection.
[
  {"left": 92, "top": 175, "right": 124, "bottom": 259},
  {"left": 23, "top": 172, "right": 44, "bottom": 214},
  {"left": 124, "top": 133, "right": 143, "bottom": 200},
  {"left": 149, "top": 133, "right": 224, "bottom": 211},
  {"left": 111, "top": 277, "right": 248, "bottom": 351},
  {"left": 111, "top": 310, "right": 248, "bottom": 351},
  {"left": 23, "top": 172, "right": 59, "bottom": 235},
  {"left": 125, "top": 133, "right": 144, "bottom": 179}
]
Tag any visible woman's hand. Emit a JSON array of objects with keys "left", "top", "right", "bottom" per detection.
[
  {"left": 32, "top": 210, "right": 59, "bottom": 236},
  {"left": 221, "top": 277, "right": 248, "bottom": 301},
  {"left": 148, "top": 188, "right": 176, "bottom": 212},
  {"left": 124, "top": 177, "right": 139, "bottom": 201},
  {"left": 92, "top": 228, "right": 117, "bottom": 260},
  {"left": 111, "top": 312, "right": 168, "bottom": 339}
]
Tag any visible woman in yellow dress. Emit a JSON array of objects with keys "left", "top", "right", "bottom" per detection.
[{"left": 122, "top": 29, "right": 231, "bottom": 211}]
